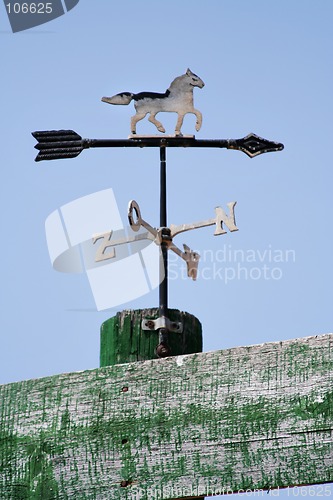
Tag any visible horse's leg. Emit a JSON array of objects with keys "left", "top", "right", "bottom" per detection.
[
  {"left": 193, "top": 109, "right": 203, "bottom": 132},
  {"left": 175, "top": 113, "right": 185, "bottom": 136},
  {"left": 131, "top": 112, "right": 147, "bottom": 134},
  {"left": 148, "top": 112, "right": 165, "bottom": 133}
]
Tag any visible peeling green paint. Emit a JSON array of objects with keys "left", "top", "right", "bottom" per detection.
[
  {"left": 294, "top": 391, "right": 333, "bottom": 420},
  {"left": 0, "top": 333, "right": 332, "bottom": 499}
]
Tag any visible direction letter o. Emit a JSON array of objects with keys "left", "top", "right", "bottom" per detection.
[{"left": 128, "top": 200, "right": 142, "bottom": 232}]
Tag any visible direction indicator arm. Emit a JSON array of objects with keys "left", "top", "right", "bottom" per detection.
[
  {"left": 170, "top": 218, "right": 216, "bottom": 237},
  {"left": 127, "top": 200, "right": 160, "bottom": 243},
  {"left": 170, "top": 202, "right": 238, "bottom": 238},
  {"left": 93, "top": 230, "right": 155, "bottom": 263},
  {"left": 169, "top": 243, "right": 200, "bottom": 281}
]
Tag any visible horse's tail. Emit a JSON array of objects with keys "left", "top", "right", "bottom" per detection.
[{"left": 101, "top": 92, "right": 133, "bottom": 105}]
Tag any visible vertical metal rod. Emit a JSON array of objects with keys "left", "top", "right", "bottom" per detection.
[
  {"left": 159, "top": 144, "right": 168, "bottom": 319},
  {"left": 160, "top": 144, "right": 167, "bottom": 228}
]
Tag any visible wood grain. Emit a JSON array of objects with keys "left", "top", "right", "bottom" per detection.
[{"left": 0, "top": 334, "right": 332, "bottom": 499}]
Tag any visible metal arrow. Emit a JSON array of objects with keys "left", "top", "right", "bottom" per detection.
[{"left": 32, "top": 130, "right": 284, "bottom": 161}]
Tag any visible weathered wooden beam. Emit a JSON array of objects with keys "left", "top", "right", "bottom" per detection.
[{"left": 0, "top": 334, "right": 332, "bottom": 499}]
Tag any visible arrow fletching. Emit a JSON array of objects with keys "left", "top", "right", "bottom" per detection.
[{"left": 32, "top": 130, "right": 84, "bottom": 162}]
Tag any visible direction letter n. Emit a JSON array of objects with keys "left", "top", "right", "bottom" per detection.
[{"left": 214, "top": 202, "right": 238, "bottom": 235}]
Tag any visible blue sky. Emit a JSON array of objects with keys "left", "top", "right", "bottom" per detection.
[{"left": 1, "top": 1, "right": 332, "bottom": 498}]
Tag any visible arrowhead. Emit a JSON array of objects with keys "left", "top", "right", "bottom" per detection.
[{"left": 233, "top": 133, "right": 284, "bottom": 158}]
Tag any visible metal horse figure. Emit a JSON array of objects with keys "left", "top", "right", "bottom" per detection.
[{"left": 102, "top": 69, "right": 205, "bottom": 136}]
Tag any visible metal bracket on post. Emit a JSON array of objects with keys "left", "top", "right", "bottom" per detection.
[
  {"left": 142, "top": 316, "right": 183, "bottom": 333},
  {"left": 142, "top": 315, "right": 183, "bottom": 358}
]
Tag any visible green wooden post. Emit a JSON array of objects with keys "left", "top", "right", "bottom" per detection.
[{"left": 100, "top": 308, "right": 203, "bottom": 367}]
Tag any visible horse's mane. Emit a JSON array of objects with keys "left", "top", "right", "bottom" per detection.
[{"left": 168, "top": 74, "right": 188, "bottom": 90}]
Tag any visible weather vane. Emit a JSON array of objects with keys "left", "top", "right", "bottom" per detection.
[{"left": 32, "top": 68, "right": 284, "bottom": 358}]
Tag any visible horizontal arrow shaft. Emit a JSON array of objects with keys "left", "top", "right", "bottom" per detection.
[
  {"left": 83, "top": 136, "right": 283, "bottom": 155},
  {"left": 84, "top": 138, "right": 230, "bottom": 148}
]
